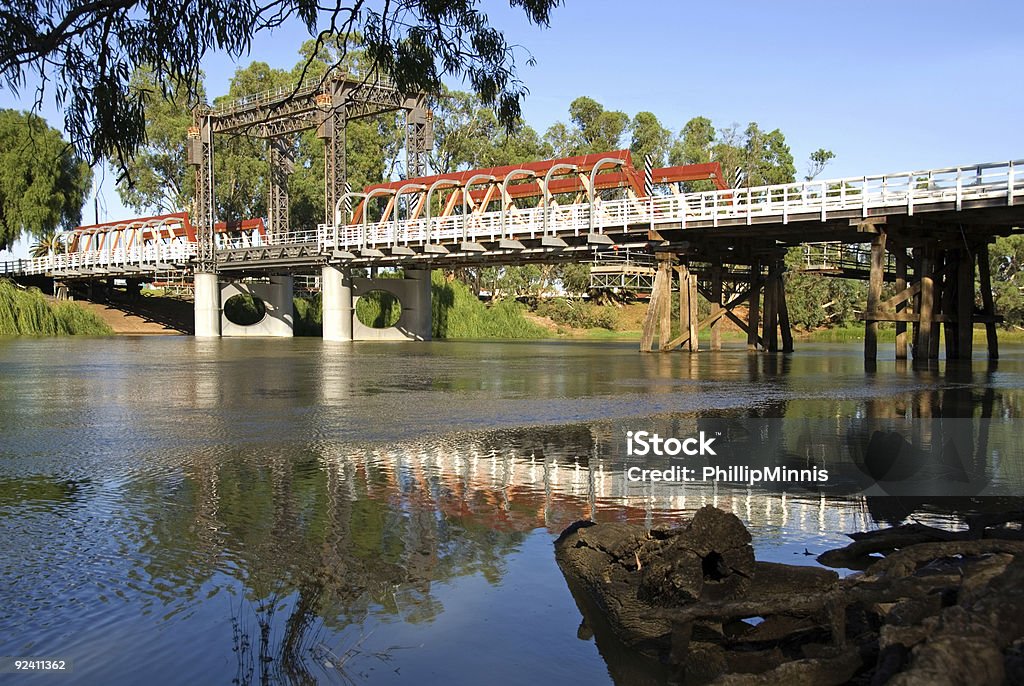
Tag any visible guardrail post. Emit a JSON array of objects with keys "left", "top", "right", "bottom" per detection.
[
  {"left": 956, "top": 168, "right": 963, "bottom": 211},
  {"left": 907, "top": 175, "right": 914, "bottom": 216},
  {"left": 1009, "top": 160, "right": 1015, "bottom": 206}
]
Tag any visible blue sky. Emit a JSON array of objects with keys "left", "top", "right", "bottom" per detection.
[{"left": 1, "top": 0, "right": 1022, "bottom": 256}]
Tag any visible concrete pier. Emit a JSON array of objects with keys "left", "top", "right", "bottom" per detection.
[
  {"left": 350, "top": 269, "right": 432, "bottom": 341},
  {"left": 322, "top": 265, "right": 353, "bottom": 341},
  {"left": 194, "top": 272, "right": 221, "bottom": 338},
  {"left": 220, "top": 276, "right": 294, "bottom": 337}
]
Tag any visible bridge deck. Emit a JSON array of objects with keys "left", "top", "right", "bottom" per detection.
[{"left": 3, "top": 159, "right": 1021, "bottom": 278}]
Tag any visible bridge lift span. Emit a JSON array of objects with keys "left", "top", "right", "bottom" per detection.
[{"left": 348, "top": 150, "right": 728, "bottom": 226}]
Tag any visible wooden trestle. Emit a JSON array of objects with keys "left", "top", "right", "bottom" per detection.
[
  {"left": 643, "top": 221, "right": 1003, "bottom": 364},
  {"left": 641, "top": 247, "right": 793, "bottom": 355},
  {"left": 860, "top": 224, "right": 1001, "bottom": 363}
]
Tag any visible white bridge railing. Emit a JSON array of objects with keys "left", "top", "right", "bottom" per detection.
[
  {"left": 319, "top": 159, "right": 1023, "bottom": 253},
  {"left": 1, "top": 159, "right": 1020, "bottom": 278},
  {"left": 215, "top": 227, "right": 321, "bottom": 250},
  {"left": 0, "top": 243, "right": 196, "bottom": 277}
]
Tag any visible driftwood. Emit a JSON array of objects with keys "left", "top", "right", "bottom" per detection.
[
  {"left": 819, "top": 522, "right": 1024, "bottom": 569},
  {"left": 709, "top": 647, "right": 862, "bottom": 686},
  {"left": 556, "top": 507, "right": 844, "bottom": 682},
  {"left": 886, "top": 557, "right": 1024, "bottom": 685},
  {"left": 639, "top": 504, "right": 756, "bottom": 604},
  {"left": 865, "top": 540, "right": 1024, "bottom": 578},
  {"left": 556, "top": 508, "right": 1024, "bottom": 684}
]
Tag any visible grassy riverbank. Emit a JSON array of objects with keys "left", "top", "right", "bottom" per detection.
[
  {"left": 802, "top": 324, "right": 1024, "bottom": 344},
  {"left": 0, "top": 280, "right": 112, "bottom": 336}
]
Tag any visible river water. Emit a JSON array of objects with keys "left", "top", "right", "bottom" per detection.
[{"left": 0, "top": 338, "right": 1022, "bottom": 685}]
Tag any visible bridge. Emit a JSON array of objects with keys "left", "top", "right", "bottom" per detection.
[{"left": 1, "top": 73, "right": 1020, "bottom": 361}]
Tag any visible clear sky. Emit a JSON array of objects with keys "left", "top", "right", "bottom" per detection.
[{"left": 1, "top": 0, "right": 1022, "bottom": 256}]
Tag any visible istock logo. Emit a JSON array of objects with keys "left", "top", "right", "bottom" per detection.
[{"left": 626, "top": 430, "right": 718, "bottom": 457}]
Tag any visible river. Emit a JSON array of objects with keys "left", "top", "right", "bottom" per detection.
[{"left": 1, "top": 338, "right": 1022, "bottom": 685}]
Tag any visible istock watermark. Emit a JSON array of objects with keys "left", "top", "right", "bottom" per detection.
[{"left": 625, "top": 430, "right": 718, "bottom": 456}]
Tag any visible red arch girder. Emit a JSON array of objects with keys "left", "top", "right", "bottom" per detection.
[{"left": 353, "top": 151, "right": 728, "bottom": 223}]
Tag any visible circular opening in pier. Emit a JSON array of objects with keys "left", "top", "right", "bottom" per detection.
[
  {"left": 223, "top": 293, "right": 267, "bottom": 326},
  {"left": 356, "top": 290, "right": 402, "bottom": 328}
]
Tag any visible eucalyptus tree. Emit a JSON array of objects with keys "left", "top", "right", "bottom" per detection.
[
  {"left": 0, "top": 0, "right": 564, "bottom": 182},
  {"left": 0, "top": 110, "right": 92, "bottom": 251}
]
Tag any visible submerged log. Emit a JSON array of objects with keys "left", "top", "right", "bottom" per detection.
[
  {"left": 554, "top": 519, "right": 671, "bottom": 650},
  {"left": 557, "top": 508, "right": 1024, "bottom": 684},
  {"left": 818, "top": 523, "right": 966, "bottom": 569},
  {"left": 708, "top": 646, "right": 862, "bottom": 686},
  {"left": 556, "top": 507, "right": 840, "bottom": 663},
  {"left": 885, "top": 556, "right": 1024, "bottom": 686},
  {"left": 865, "top": 540, "right": 1024, "bottom": 579}
]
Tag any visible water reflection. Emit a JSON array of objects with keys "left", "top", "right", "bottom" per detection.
[{"left": 0, "top": 339, "right": 1022, "bottom": 685}]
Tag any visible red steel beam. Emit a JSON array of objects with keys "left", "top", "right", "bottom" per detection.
[{"left": 353, "top": 151, "right": 729, "bottom": 221}]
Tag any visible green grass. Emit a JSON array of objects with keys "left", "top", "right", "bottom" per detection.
[
  {"left": 0, "top": 279, "right": 112, "bottom": 336},
  {"left": 802, "top": 323, "right": 1024, "bottom": 344},
  {"left": 432, "top": 272, "right": 545, "bottom": 339}
]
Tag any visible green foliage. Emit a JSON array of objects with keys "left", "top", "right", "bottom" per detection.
[
  {"left": 0, "top": 280, "right": 111, "bottom": 336},
  {"left": 432, "top": 271, "right": 545, "bottom": 339},
  {"left": 355, "top": 290, "right": 402, "bottom": 329},
  {"left": 4, "top": 0, "right": 563, "bottom": 177},
  {"left": 222, "top": 293, "right": 265, "bottom": 326},
  {"left": 783, "top": 248, "right": 864, "bottom": 329},
  {"left": 668, "top": 117, "right": 797, "bottom": 190},
  {"left": 669, "top": 116, "right": 717, "bottom": 192},
  {"left": 990, "top": 235, "right": 1024, "bottom": 328},
  {"left": 558, "top": 263, "right": 591, "bottom": 295},
  {"left": 430, "top": 87, "right": 548, "bottom": 174},
  {"left": 739, "top": 123, "right": 796, "bottom": 186},
  {"left": 292, "top": 295, "right": 322, "bottom": 336},
  {"left": 544, "top": 96, "right": 629, "bottom": 156},
  {"left": 535, "top": 298, "right": 616, "bottom": 330},
  {"left": 630, "top": 112, "right": 671, "bottom": 167},
  {"left": 0, "top": 110, "right": 92, "bottom": 251},
  {"left": 805, "top": 148, "right": 836, "bottom": 181},
  {"left": 116, "top": 66, "right": 199, "bottom": 214},
  {"left": 31, "top": 230, "right": 64, "bottom": 258},
  {"left": 51, "top": 301, "right": 114, "bottom": 335}
]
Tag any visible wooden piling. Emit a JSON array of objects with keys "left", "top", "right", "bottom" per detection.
[
  {"left": 957, "top": 247, "right": 975, "bottom": 361},
  {"left": 977, "top": 243, "right": 999, "bottom": 360},
  {"left": 941, "top": 250, "right": 957, "bottom": 360},
  {"left": 710, "top": 262, "right": 723, "bottom": 351},
  {"left": 928, "top": 248, "right": 943, "bottom": 360},
  {"left": 747, "top": 260, "right": 761, "bottom": 351},
  {"left": 912, "top": 248, "right": 923, "bottom": 358},
  {"left": 687, "top": 270, "right": 699, "bottom": 352},
  {"left": 640, "top": 258, "right": 672, "bottom": 352},
  {"left": 764, "top": 263, "right": 779, "bottom": 353},
  {"left": 895, "top": 247, "right": 908, "bottom": 360},
  {"left": 659, "top": 261, "right": 672, "bottom": 351},
  {"left": 778, "top": 271, "right": 793, "bottom": 353},
  {"left": 918, "top": 248, "right": 935, "bottom": 361},
  {"left": 865, "top": 232, "right": 887, "bottom": 362}
]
